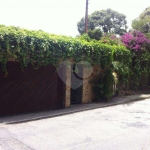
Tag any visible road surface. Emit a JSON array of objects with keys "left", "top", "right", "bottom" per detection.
[{"left": 1, "top": 99, "right": 150, "bottom": 150}]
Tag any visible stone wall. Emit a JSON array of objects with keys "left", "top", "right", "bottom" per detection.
[
  {"left": 82, "top": 65, "right": 102, "bottom": 104},
  {"left": 64, "top": 65, "right": 71, "bottom": 107},
  {"left": 64, "top": 64, "right": 102, "bottom": 107}
]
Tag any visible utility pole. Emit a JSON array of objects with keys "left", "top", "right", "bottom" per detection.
[{"left": 85, "top": 0, "right": 88, "bottom": 33}]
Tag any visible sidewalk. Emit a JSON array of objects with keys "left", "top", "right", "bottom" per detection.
[{"left": 0, "top": 94, "right": 150, "bottom": 125}]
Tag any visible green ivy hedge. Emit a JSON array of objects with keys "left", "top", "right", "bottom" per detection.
[{"left": 0, "top": 25, "right": 131, "bottom": 72}]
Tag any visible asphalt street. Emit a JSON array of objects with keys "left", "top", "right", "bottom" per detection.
[{"left": 1, "top": 98, "right": 150, "bottom": 150}]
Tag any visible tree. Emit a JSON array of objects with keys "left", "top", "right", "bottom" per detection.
[
  {"left": 88, "top": 28, "right": 102, "bottom": 40},
  {"left": 132, "top": 17, "right": 150, "bottom": 32},
  {"left": 77, "top": 8, "right": 128, "bottom": 35},
  {"left": 139, "top": 7, "right": 150, "bottom": 19},
  {"left": 76, "top": 29, "right": 102, "bottom": 41},
  {"left": 132, "top": 7, "right": 150, "bottom": 38}
]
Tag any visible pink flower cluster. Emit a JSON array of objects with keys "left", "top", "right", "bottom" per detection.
[{"left": 121, "top": 31, "right": 150, "bottom": 51}]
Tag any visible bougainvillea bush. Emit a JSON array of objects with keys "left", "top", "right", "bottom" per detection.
[
  {"left": 121, "top": 31, "right": 150, "bottom": 89},
  {"left": 121, "top": 30, "right": 150, "bottom": 52}
]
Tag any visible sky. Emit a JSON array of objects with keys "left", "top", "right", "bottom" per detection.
[{"left": 0, "top": 0, "right": 150, "bottom": 37}]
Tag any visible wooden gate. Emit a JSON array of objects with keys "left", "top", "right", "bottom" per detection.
[{"left": 0, "top": 62, "right": 65, "bottom": 116}]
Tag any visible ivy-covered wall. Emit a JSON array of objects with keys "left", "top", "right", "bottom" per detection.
[
  {"left": 0, "top": 25, "right": 133, "bottom": 101},
  {"left": 0, "top": 25, "right": 131, "bottom": 73}
]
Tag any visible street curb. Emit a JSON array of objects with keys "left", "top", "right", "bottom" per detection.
[{"left": 3, "top": 95, "right": 150, "bottom": 125}]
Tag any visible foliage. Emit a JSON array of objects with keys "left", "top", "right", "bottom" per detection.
[
  {"left": 132, "top": 7, "right": 150, "bottom": 38},
  {"left": 76, "top": 33, "right": 92, "bottom": 42},
  {"left": 129, "top": 50, "right": 150, "bottom": 89},
  {"left": 139, "top": 7, "right": 150, "bottom": 19},
  {"left": 99, "top": 34, "right": 123, "bottom": 46},
  {"left": 132, "top": 17, "right": 150, "bottom": 34},
  {"left": 77, "top": 18, "right": 86, "bottom": 35},
  {"left": 121, "top": 30, "right": 150, "bottom": 89},
  {"left": 77, "top": 28, "right": 102, "bottom": 41},
  {"left": 88, "top": 28, "right": 103, "bottom": 40},
  {"left": 92, "top": 48, "right": 131, "bottom": 101},
  {"left": 0, "top": 25, "right": 131, "bottom": 75},
  {"left": 93, "top": 69, "right": 114, "bottom": 101},
  {"left": 77, "top": 8, "right": 128, "bottom": 35},
  {"left": 121, "top": 30, "right": 150, "bottom": 52}
]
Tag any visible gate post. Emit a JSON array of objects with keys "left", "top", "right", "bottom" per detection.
[
  {"left": 64, "top": 64, "right": 71, "bottom": 107},
  {"left": 82, "top": 66, "right": 93, "bottom": 103}
]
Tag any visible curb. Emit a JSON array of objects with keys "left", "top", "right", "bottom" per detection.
[{"left": 3, "top": 95, "right": 150, "bottom": 125}]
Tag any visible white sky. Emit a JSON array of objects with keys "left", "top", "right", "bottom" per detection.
[{"left": 0, "top": 0, "right": 150, "bottom": 37}]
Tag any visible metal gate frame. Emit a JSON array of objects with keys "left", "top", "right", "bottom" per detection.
[{"left": 70, "top": 64, "right": 83, "bottom": 104}]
